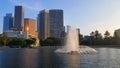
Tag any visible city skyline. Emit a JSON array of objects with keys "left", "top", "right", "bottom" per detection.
[{"left": 1, "top": 0, "right": 120, "bottom": 36}]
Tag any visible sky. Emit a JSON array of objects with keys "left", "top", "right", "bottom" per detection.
[{"left": 1, "top": 0, "right": 120, "bottom": 36}]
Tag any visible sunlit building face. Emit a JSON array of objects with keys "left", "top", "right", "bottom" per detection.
[
  {"left": 26, "top": 26, "right": 29, "bottom": 31},
  {"left": 24, "top": 18, "right": 38, "bottom": 37}
]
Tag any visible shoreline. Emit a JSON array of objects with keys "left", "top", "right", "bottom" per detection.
[
  {"left": 87, "top": 45, "right": 120, "bottom": 48},
  {"left": 0, "top": 45, "right": 120, "bottom": 50}
]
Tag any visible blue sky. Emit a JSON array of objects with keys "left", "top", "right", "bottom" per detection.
[{"left": 1, "top": 0, "right": 120, "bottom": 36}]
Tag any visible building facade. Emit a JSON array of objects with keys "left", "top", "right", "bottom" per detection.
[
  {"left": 77, "top": 28, "right": 80, "bottom": 34},
  {"left": 5, "top": 31, "right": 28, "bottom": 38},
  {"left": 66, "top": 25, "right": 71, "bottom": 32},
  {"left": 49, "top": 9, "right": 64, "bottom": 38},
  {"left": 37, "top": 9, "right": 64, "bottom": 40},
  {"left": 14, "top": 6, "right": 24, "bottom": 31},
  {"left": 3, "top": 13, "right": 13, "bottom": 32},
  {"left": 37, "top": 10, "right": 49, "bottom": 40},
  {"left": 24, "top": 18, "right": 38, "bottom": 38},
  {"left": 114, "top": 29, "right": 120, "bottom": 38}
]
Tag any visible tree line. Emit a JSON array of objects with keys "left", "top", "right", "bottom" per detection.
[
  {"left": 0, "top": 33, "right": 63, "bottom": 47},
  {"left": 0, "top": 33, "right": 37, "bottom": 48},
  {"left": 40, "top": 30, "right": 120, "bottom": 46},
  {"left": 40, "top": 37, "right": 63, "bottom": 46},
  {"left": 81, "top": 30, "right": 120, "bottom": 46},
  {"left": 1, "top": 30, "right": 120, "bottom": 47}
]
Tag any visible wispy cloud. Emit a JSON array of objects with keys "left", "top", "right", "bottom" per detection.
[{"left": 9, "top": 0, "right": 42, "bottom": 11}]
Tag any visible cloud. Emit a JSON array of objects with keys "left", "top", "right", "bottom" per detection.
[{"left": 9, "top": 0, "right": 42, "bottom": 11}]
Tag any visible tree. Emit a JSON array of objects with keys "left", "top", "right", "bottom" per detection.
[
  {"left": 8, "top": 38, "right": 26, "bottom": 48},
  {"left": 25, "top": 38, "right": 37, "bottom": 47},
  {"left": 18, "top": 38, "right": 26, "bottom": 47},
  {"left": 90, "top": 31, "right": 95, "bottom": 40},
  {"left": 31, "top": 38, "right": 36, "bottom": 45},
  {"left": 41, "top": 37, "right": 62, "bottom": 46},
  {"left": 94, "top": 30, "right": 102, "bottom": 39},
  {"left": 25, "top": 39, "right": 35, "bottom": 45},
  {"left": 0, "top": 33, "right": 11, "bottom": 47},
  {"left": 90, "top": 31, "right": 95, "bottom": 37},
  {"left": 104, "top": 30, "right": 110, "bottom": 38},
  {"left": 94, "top": 30, "right": 99, "bottom": 38}
]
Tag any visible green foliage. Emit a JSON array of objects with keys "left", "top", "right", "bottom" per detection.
[
  {"left": 0, "top": 33, "right": 38, "bottom": 48},
  {"left": 8, "top": 38, "right": 26, "bottom": 47},
  {"left": 104, "top": 30, "right": 110, "bottom": 39},
  {"left": 25, "top": 38, "right": 36, "bottom": 46},
  {"left": 40, "top": 37, "right": 62, "bottom": 46},
  {"left": 94, "top": 30, "right": 102, "bottom": 39},
  {"left": 8, "top": 37, "right": 37, "bottom": 48},
  {"left": 0, "top": 33, "right": 11, "bottom": 46},
  {"left": 90, "top": 30, "right": 102, "bottom": 39},
  {"left": 81, "top": 30, "right": 120, "bottom": 46}
]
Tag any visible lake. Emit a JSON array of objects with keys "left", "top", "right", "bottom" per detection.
[{"left": 0, "top": 46, "right": 120, "bottom": 68}]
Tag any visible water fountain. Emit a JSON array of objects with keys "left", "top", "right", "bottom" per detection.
[{"left": 55, "top": 27, "right": 97, "bottom": 54}]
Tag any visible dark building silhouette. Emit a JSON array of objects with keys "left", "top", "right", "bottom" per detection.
[
  {"left": 14, "top": 6, "right": 24, "bottom": 31},
  {"left": 49, "top": 9, "right": 64, "bottom": 38}
]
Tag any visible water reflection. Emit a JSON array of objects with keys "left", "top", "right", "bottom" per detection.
[
  {"left": 56, "top": 53, "right": 80, "bottom": 68},
  {"left": 40, "top": 47, "right": 52, "bottom": 68},
  {"left": 80, "top": 48, "right": 120, "bottom": 68},
  {"left": 0, "top": 49, "right": 25, "bottom": 68},
  {"left": 22, "top": 49, "right": 39, "bottom": 68},
  {"left": 0, "top": 47, "right": 120, "bottom": 68},
  {"left": 38, "top": 47, "right": 63, "bottom": 68}
]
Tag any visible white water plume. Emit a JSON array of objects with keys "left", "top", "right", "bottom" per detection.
[{"left": 55, "top": 27, "right": 97, "bottom": 54}]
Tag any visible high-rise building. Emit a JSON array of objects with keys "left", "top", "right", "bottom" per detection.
[
  {"left": 67, "top": 25, "right": 71, "bottom": 32},
  {"left": 77, "top": 28, "right": 80, "bottom": 34},
  {"left": 14, "top": 6, "right": 24, "bottom": 31},
  {"left": 24, "top": 18, "right": 38, "bottom": 38},
  {"left": 3, "top": 13, "right": 13, "bottom": 32},
  {"left": 49, "top": 9, "right": 64, "bottom": 38},
  {"left": 37, "top": 9, "right": 64, "bottom": 40},
  {"left": 37, "top": 10, "right": 49, "bottom": 40},
  {"left": 114, "top": 29, "right": 120, "bottom": 38}
]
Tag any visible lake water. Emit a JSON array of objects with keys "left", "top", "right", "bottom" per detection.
[{"left": 0, "top": 46, "right": 120, "bottom": 68}]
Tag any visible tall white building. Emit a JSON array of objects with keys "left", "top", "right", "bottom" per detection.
[{"left": 114, "top": 29, "right": 120, "bottom": 38}]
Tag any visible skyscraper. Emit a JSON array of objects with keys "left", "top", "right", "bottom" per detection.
[
  {"left": 37, "top": 9, "right": 64, "bottom": 40},
  {"left": 49, "top": 9, "right": 64, "bottom": 38},
  {"left": 37, "top": 10, "right": 49, "bottom": 40},
  {"left": 3, "top": 13, "right": 13, "bottom": 32},
  {"left": 67, "top": 25, "right": 71, "bottom": 32},
  {"left": 77, "top": 28, "right": 80, "bottom": 34},
  {"left": 24, "top": 18, "right": 38, "bottom": 37},
  {"left": 14, "top": 6, "right": 24, "bottom": 31}
]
